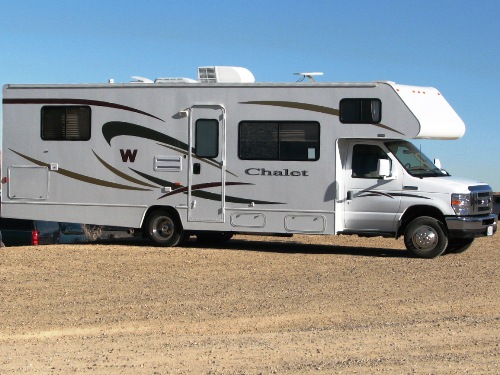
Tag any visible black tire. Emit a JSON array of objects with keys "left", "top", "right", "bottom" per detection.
[
  {"left": 146, "top": 209, "right": 183, "bottom": 247},
  {"left": 446, "top": 238, "right": 474, "bottom": 254},
  {"left": 196, "top": 232, "right": 233, "bottom": 244},
  {"left": 404, "top": 216, "right": 448, "bottom": 258}
]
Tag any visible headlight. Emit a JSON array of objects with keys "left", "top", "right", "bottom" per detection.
[{"left": 451, "top": 193, "right": 473, "bottom": 215}]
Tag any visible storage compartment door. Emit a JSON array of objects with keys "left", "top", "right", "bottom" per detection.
[{"left": 8, "top": 166, "right": 49, "bottom": 200}]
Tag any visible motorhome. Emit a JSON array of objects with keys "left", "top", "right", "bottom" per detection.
[{"left": 1, "top": 66, "right": 497, "bottom": 257}]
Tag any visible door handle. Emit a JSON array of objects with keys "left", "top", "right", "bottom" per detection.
[{"left": 347, "top": 191, "right": 352, "bottom": 200}]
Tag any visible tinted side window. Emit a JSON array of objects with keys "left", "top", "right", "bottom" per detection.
[
  {"left": 351, "top": 144, "right": 389, "bottom": 178},
  {"left": 239, "top": 122, "right": 279, "bottom": 160},
  {"left": 279, "top": 123, "right": 320, "bottom": 161},
  {"left": 239, "top": 121, "right": 319, "bottom": 161},
  {"left": 41, "top": 106, "right": 91, "bottom": 140},
  {"left": 340, "top": 99, "right": 381, "bottom": 124}
]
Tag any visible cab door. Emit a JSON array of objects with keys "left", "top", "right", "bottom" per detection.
[
  {"left": 343, "top": 141, "right": 402, "bottom": 233},
  {"left": 187, "top": 105, "right": 226, "bottom": 222}
]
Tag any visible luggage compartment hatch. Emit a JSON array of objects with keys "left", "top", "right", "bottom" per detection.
[{"left": 8, "top": 166, "right": 49, "bottom": 200}]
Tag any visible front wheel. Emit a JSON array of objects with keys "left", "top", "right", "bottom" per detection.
[
  {"left": 146, "top": 209, "right": 183, "bottom": 247},
  {"left": 404, "top": 216, "right": 448, "bottom": 258}
]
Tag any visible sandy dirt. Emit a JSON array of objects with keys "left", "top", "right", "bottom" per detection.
[{"left": 0, "top": 234, "right": 498, "bottom": 374}]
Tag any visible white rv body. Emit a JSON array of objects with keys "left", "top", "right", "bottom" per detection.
[{"left": 1, "top": 67, "right": 496, "bottom": 257}]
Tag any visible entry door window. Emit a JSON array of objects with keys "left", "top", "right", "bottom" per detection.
[{"left": 195, "top": 119, "right": 219, "bottom": 158}]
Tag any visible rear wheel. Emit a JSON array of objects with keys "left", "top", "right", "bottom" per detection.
[
  {"left": 404, "top": 216, "right": 448, "bottom": 258},
  {"left": 146, "top": 209, "right": 183, "bottom": 247},
  {"left": 446, "top": 238, "right": 474, "bottom": 254}
]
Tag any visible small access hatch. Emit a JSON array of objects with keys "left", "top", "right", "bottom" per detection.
[{"left": 8, "top": 166, "right": 49, "bottom": 200}]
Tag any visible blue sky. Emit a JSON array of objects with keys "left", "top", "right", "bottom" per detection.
[{"left": 1, "top": 0, "right": 499, "bottom": 190}]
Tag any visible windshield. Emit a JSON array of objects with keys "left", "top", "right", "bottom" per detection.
[{"left": 385, "top": 140, "right": 448, "bottom": 177}]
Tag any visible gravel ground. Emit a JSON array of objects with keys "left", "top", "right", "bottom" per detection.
[{"left": 0, "top": 233, "right": 498, "bottom": 374}]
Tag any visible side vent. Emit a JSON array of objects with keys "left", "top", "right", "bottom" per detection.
[
  {"left": 198, "top": 66, "right": 255, "bottom": 83},
  {"left": 154, "top": 156, "right": 182, "bottom": 172}
]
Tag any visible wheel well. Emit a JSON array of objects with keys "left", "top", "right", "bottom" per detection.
[
  {"left": 141, "top": 205, "right": 183, "bottom": 231},
  {"left": 397, "top": 205, "right": 446, "bottom": 238}
]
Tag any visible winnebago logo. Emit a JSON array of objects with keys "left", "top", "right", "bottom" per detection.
[
  {"left": 245, "top": 168, "right": 309, "bottom": 177},
  {"left": 120, "top": 149, "right": 138, "bottom": 162}
]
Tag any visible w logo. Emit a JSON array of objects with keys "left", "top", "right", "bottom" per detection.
[{"left": 120, "top": 149, "right": 138, "bottom": 162}]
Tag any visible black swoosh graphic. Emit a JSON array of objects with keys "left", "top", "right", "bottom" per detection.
[
  {"left": 241, "top": 101, "right": 340, "bottom": 116},
  {"left": 158, "top": 182, "right": 252, "bottom": 199},
  {"left": 240, "top": 100, "right": 404, "bottom": 135},
  {"left": 129, "top": 168, "right": 181, "bottom": 189},
  {"left": 130, "top": 169, "right": 284, "bottom": 205},
  {"left": 354, "top": 190, "right": 431, "bottom": 200},
  {"left": 3, "top": 98, "right": 164, "bottom": 122},
  {"left": 357, "top": 190, "right": 395, "bottom": 199},
  {"left": 92, "top": 150, "right": 158, "bottom": 188},
  {"left": 102, "top": 121, "right": 189, "bottom": 149},
  {"left": 104, "top": 122, "right": 239, "bottom": 177}
]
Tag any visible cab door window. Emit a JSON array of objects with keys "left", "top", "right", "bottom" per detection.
[{"left": 351, "top": 144, "right": 390, "bottom": 178}]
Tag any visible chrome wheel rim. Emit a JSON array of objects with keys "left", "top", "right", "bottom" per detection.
[
  {"left": 152, "top": 216, "right": 174, "bottom": 240},
  {"left": 411, "top": 225, "right": 438, "bottom": 250}
]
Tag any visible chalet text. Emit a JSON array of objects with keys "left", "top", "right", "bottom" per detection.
[{"left": 245, "top": 168, "right": 308, "bottom": 177}]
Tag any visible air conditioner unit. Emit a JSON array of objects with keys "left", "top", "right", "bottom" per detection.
[{"left": 198, "top": 66, "right": 255, "bottom": 83}]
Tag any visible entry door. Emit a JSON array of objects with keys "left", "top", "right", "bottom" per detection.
[
  {"left": 187, "top": 105, "right": 226, "bottom": 222},
  {"left": 343, "top": 141, "right": 402, "bottom": 233}
]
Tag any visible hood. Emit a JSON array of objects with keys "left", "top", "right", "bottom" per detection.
[{"left": 405, "top": 175, "right": 492, "bottom": 194}]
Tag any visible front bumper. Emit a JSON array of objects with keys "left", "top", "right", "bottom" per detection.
[{"left": 446, "top": 214, "right": 497, "bottom": 239}]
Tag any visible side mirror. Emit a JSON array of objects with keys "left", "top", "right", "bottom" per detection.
[
  {"left": 378, "top": 159, "right": 396, "bottom": 180},
  {"left": 433, "top": 158, "right": 449, "bottom": 175}
]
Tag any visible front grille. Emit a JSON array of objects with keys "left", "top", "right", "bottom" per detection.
[{"left": 473, "top": 191, "right": 493, "bottom": 214}]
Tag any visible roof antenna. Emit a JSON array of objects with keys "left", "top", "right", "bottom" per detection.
[{"left": 294, "top": 72, "right": 323, "bottom": 82}]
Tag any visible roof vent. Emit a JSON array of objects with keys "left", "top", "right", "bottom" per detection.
[{"left": 198, "top": 66, "right": 255, "bottom": 83}]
